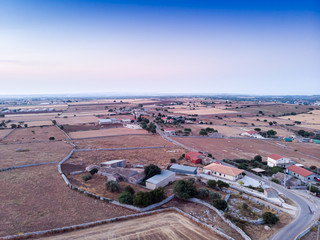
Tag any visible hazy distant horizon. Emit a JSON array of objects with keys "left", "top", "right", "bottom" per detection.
[{"left": 1, "top": 0, "right": 319, "bottom": 95}]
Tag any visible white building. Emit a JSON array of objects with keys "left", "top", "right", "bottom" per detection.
[
  {"left": 241, "top": 130, "right": 263, "bottom": 139},
  {"left": 203, "top": 163, "right": 244, "bottom": 181},
  {"left": 267, "top": 154, "right": 292, "bottom": 168},
  {"left": 101, "top": 159, "right": 126, "bottom": 168},
  {"left": 164, "top": 128, "right": 175, "bottom": 136},
  {"left": 98, "top": 118, "right": 117, "bottom": 125},
  {"left": 286, "top": 165, "right": 318, "bottom": 182},
  {"left": 145, "top": 170, "right": 176, "bottom": 190}
]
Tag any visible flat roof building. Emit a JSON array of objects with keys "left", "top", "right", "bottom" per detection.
[
  {"left": 145, "top": 170, "right": 176, "bottom": 190},
  {"left": 170, "top": 164, "right": 197, "bottom": 175}
]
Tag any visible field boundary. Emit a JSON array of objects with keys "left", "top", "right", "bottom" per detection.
[
  {"left": 189, "top": 198, "right": 251, "bottom": 240},
  {"left": 75, "top": 145, "right": 176, "bottom": 152},
  {"left": 2, "top": 207, "right": 234, "bottom": 240},
  {"left": 1, "top": 128, "right": 15, "bottom": 140},
  {"left": 70, "top": 133, "right": 150, "bottom": 140},
  {"left": 0, "top": 161, "right": 59, "bottom": 172},
  {"left": 55, "top": 124, "right": 71, "bottom": 140}
]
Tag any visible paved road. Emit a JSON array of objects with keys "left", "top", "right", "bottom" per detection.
[{"left": 246, "top": 172, "right": 320, "bottom": 240}]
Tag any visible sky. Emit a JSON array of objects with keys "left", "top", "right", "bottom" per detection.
[{"left": 0, "top": 0, "right": 319, "bottom": 96}]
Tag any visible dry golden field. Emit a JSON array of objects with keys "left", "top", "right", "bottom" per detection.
[
  {"left": 3, "top": 126, "right": 66, "bottom": 143},
  {"left": 55, "top": 116, "right": 99, "bottom": 125},
  {"left": 0, "top": 165, "right": 135, "bottom": 237},
  {"left": 170, "top": 107, "right": 237, "bottom": 115},
  {"left": 69, "top": 127, "right": 148, "bottom": 139},
  {"left": 4, "top": 113, "right": 58, "bottom": 122},
  {"left": 23, "top": 120, "right": 53, "bottom": 127},
  {"left": 43, "top": 211, "right": 224, "bottom": 240},
  {"left": 280, "top": 110, "right": 320, "bottom": 124},
  {"left": 72, "top": 135, "right": 176, "bottom": 149},
  {"left": 7, "top": 104, "right": 68, "bottom": 110},
  {"left": 0, "top": 129, "right": 12, "bottom": 139},
  {"left": 0, "top": 141, "right": 73, "bottom": 169}
]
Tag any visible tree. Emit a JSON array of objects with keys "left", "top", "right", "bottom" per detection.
[
  {"left": 267, "top": 130, "right": 277, "bottom": 137},
  {"left": 213, "top": 199, "right": 228, "bottom": 211},
  {"left": 106, "top": 180, "right": 120, "bottom": 192},
  {"left": 207, "top": 180, "right": 217, "bottom": 189},
  {"left": 24, "top": 124, "right": 28, "bottom": 128},
  {"left": 52, "top": 120, "right": 57, "bottom": 125},
  {"left": 199, "top": 129, "right": 208, "bottom": 136},
  {"left": 170, "top": 158, "right": 177, "bottom": 163},
  {"left": 11, "top": 124, "right": 17, "bottom": 129},
  {"left": 197, "top": 188, "right": 210, "bottom": 199},
  {"left": 89, "top": 168, "right": 98, "bottom": 175},
  {"left": 173, "top": 180, "right": 197, "bottom": 200},
  {"left": 144, "top": 164, "right": 161, "bottom": 179},
  {"left": 124, "top": 185, "right": 135, "bottom": 195},
  {"left": 49, "top": 137, "right": 55, "bottom": 141},
  {"left": 269, "top": 122, "right": 273, "bottom": 126},
  {"left": 118, "top": 191, "right": 133, "bottom": 204},
  {"left": 262, "top": 212, "right": 279, "bottom": 224},
  {"left": 238, "top": 180, "right": 244, "bottom": 186},
  {"left": 209, "top": 191, "right": 221, "bottom": 200},
  {"left": 254, "top": 128, "right": 261, "bottom": 132},
  {"left": 254, "top": 155, "right": 262, "bottom": 162},
  {"left": 82, "top": 174, "right": 92, "bottom": 181},
  {"left": 217, "top": 180, "right": 229, "bottom": 189}
]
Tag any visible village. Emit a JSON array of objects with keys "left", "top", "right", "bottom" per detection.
[{"left": 1, "top": 97, "right": 320, "bottom": 240}]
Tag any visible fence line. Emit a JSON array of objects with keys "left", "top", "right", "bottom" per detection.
[{"left": 1, "top": 128, "right": 15, "bottom": 140}]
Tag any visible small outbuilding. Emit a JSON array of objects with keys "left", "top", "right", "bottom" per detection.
[
  {"left": 185, "top": 151, "right": 206, "bottom": 164},
  {"left": 164, "top": 128, "right": 176, "bottom": 136},
  {"left": 169, "top": 164, "right": 197, "bottom": 175},
  {"left": 101, "top": 159, "right": 126, "bottom": 168},
  {"left": 145, "top": 170, "right": 176, "bottom": 190}
]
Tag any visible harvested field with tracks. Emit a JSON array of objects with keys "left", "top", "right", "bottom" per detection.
[
  {"left": 173, "top": 137, "right": 320, "bottom": 167},
  {"left": 72, "top": 135, "right": 176, "bottom": 149},
  {"left": 43, "top": 211, "right": 224, "bottom": 240},
  {"left": 3, "top": 126, "right": 66, "bottom": 143},
  {"left": 0, "top": 165, "right": 135, "bottom": 237},
  {"left": 69, "top": 127, "right": 148, "bottom": 139},
  {"left": 0, "top": 129, "right": 12, "bottom": 139},
  {"left": 0, "top": 141, "right": 73, "bottom": 169}
]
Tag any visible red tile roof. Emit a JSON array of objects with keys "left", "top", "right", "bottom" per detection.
[
  {"left": 204, "top": 163, "right": 244, "bottom": 176},
  {"left": 186, "top": 151, "right": 205, "bottom": 159},
  {"left": 287, "top": 165, "right": 313, "bottom": 177},
  {"left": 268, "top": 154, "right": 284, "bottom": 161}
]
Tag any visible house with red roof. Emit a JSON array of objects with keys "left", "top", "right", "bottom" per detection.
[
  {"left": 241, "top": 130, "right": 263, "bottom": 138},
  {"left": 203, "top": 163, "right": 244, "bottom": 181},
  {"left": 267, "top": 154, "right": 293, "bottom": 168},
  {"left": 286, "top": 165, "right": 318, "bottom": 182},
  {"left": 185, "top": 151, "right": 206, "bottom": 164}
]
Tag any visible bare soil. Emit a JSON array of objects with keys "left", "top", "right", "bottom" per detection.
[
  {"left": 42, "top": 211, "right": 224, "bottom": 240},
  {"left": 0, "top": 165, "right": 135, "bottom": 237}
]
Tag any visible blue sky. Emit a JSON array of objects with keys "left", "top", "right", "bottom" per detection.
[{"left": 0, "top": 0, "right": 319, "bottom": 95}]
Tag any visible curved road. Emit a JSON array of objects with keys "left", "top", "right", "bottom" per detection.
[{"left": 155, "top": 125, "right": 320, "bottom": 240}]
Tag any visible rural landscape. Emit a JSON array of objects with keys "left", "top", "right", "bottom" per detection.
[
  {"left": 1, "top": 96, "right": 320, "bottom": 240},
  {"left": 1, "top": 0, "right": 319, "bottom": 239}
]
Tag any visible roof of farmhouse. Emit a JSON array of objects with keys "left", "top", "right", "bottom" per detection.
[
  {"left": 268, "top": 154, "right": 285, "bottom": 160},
  {"left": 170, "top": 164, "right": 197, "bottom": 172},
  {"left": 287, "top": 165, "right": 314, "bottom": 177},
  {"left": 204, "top": 163, "right": 244, "bottom": 176},
  {"left": 146, "top": 170, "right": 175, "bottom": 184}
]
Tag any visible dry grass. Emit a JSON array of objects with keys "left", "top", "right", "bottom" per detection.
[
  {"left": 69, "top": 127, "right": 148, "bottom": 139},
  {"left": 7, "top": 104, "right": 68, "bottom": 110},
  {"left": 170, "top": 107, "right": 236, "bottom": 115},
  {"left": 3, "top": 126, "right": 66, "bottom": 143},
  {"left": 72, "top": 135, "right": 176, "bottom": 149},
  {"left": 0, "top": 141, "right": 73, "bottom": 169},
  {"left": 65, "top": 147, "right": 185, "bottom": 169},
  {"left": 55, "top": 116, "right": 99, "bottom": 125},
  {"left": 0, "top": 165, "right": 136, "bottom": 237},
  {"left": 42, "top": 211, "right": 224, "bottom": 240},
  {"left": 0, "top": 129, "right": 12, "bottom": 139},
  {"left": 3, "top": 113, "right": 58, "bottom": 122},
  {"left": 173, "top": 137, "right": 320, "bottom": 167},
  {"left": 280, "top": 110, "right": 320, "bottom": 124},
  {"left": 23, "top": 121, "right": 53, "bottom": 127}
]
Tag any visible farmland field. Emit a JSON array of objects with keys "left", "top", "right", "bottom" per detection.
[
  {"left": 3, "top": 126, "right": 66, "bottom": 143},
  {"left": 0, "top": 141, "right": 73, "bottom": 169},
  {"left": 63, "top": 147, "right": 185, "bottom": 171},
  {"left": 43, "top": 211, "right": 223, "bottom": 240},
  {"left": 69, "top": 127, "right": 148, "bottom": 139},
  {"left": 0, "top": 129, "right": 12, "bottom": 139},
  {"left": 55, "top": 115, "right": 99, "bottom": 125},
  {"left": 173, "top": 137, "right": 320, "bottom": 167},
  {"left": 72, "top": 135, "right": 176, "bottom": 149},
  {"left": 0, "top": 165, "right": 135, "bottom": 237},
  {"left": 170, "top": 107, "right": 237, "bottom": 115},
  {"left": 280, "top": 110, "right": 320, "bottom": 124}
]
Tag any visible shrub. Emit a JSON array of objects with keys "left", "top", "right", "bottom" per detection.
[
  {"left": 207, "top": 180, "right": 217, "bottom": 188},
  {"left": 49, "top": 137, "right": 55, "bottom": 141},
  {"left": 242, "top": 203, "right": 249, "bottom": 210},
  {"left": 209, "top": 191, "right": 221, "bottom": 200},
  {"left": 118, "top": 191, "right": 133, "bottom": 205},
  {"left": 262, "top": 212, "right": 279, "bottom": 224},
  {"left": 217, "top": 180, "right": 229, "bottom": 188},
  {"left": 213, "top": 199, "right": 228, "bottom": 211},
  {"left": 197, "top": 188, "right": 210, "bottom": 199},
  {"left": 271, "top": 178, "right": 280, "bottom": 184},
  {"left": 254, "top": 155, "right": 262, "bottom": 162},
  {"left": 170, "top": 158, "right": 177, "bottom": 163},
  {"left": 106, "top": 180, "right": 120, "bottom": 193},
  {"left": 89, "top": 168, "right": 98, "bottom": 175},
  {"left": 133, "top": 188, "right": 165, "bottom": 207},
  {"left": 82, "top": 174, "right": 92, "bottom": 182},
  {"left": 173, "top": 180, "right": 197, "bottom": 200},
  {"left": 124, "top": 185, "right": 135, "bottom": 195},
  {"left": 144, "top": 164, "right": 161, "bottom": 179}
]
